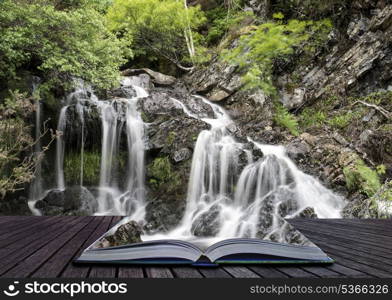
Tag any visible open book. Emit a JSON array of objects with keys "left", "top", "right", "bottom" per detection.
[{"left": 75, "top": 219, "right": 334, "bottom": 266}]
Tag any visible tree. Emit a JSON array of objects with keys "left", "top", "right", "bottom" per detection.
[
  {"left": 0, "top": 91, "right": 55, "bottom": 199},
  {"left": 107, "top": 0, "right": 206, "bottom": 70},
  {"left": 0, "top": 0, "right": 129, "bottom": 90},
  {"left": 223, "top": 15, "right": 332, "bottom": 95}
]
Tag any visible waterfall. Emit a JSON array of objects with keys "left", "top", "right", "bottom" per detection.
[
  {"left": 94, "top": 82, "right": 147, "bottom": 218},
  {"left": 76, "top": 101, "right": 85, "bottom": 186},
  {"left": 28, "top": 77, "right": 44, "bottom": 216},
  {"left": 55, "top": 106, "right": 68, "bottom": 191},
  {"left": 144, "top": 95, "right": 345, "bottom": 244},
  {"left": 49, "top": 78, "right": 148, "bottom": 218}
]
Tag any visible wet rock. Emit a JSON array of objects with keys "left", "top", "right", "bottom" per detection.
[
  {"left": 286, "top": 142, "right": 311, "bottom": 161},
  {"left": 96, "top": 221, "right": 142, "bottom": 248},
  {"left": 172, "top": 148, "right": 192, "bottom": 163},
  {"left": 122, "top": 68, "right": 176, "bottom": 86},
  {"left": 144, "top": 198, "right": 186, "bottom": 233},
  {"left": 333, "top": 132, "right": 350, "bottom": 146},
  {"left": 184, "top": 57, "right": 242, "bottom": 102},
  {"left": 347, "top": 17, "right": 370, "bottom": 41},
  {"left": 297, "top": 5, "right": 392, "bottom": 100},
  {"left": 140, "top": 91, "right": 182, "bottom": 117},
  {"left": 191, "top": 205, "right": 221, "bottom": 237},
  {"left": 357, "top": 129, "right": 392, "bottom": 168},
  {"left": 281, "top": 87, "right": 306, "bottom": 110},
  {"left": 65, "top": 102, "right": 102, "bottom": 150},
  {"left": 36, "top": 186, "right": 97, "bottom": 216},
  {"left": 296, "top": 207, "right": 318, "bottom": 218},
  {"left": 300, "top": 133, "right": 317, "bottom": 146}
]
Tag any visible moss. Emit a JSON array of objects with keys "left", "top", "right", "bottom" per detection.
[
  {"left": 147, "top": 156, "right": 181, "bottom": 192},
  {"left": 343, "top": 159, "right": 381, "bottom": 197},
  {"left": 64, "top": 151, "right": 101, "bottom": 186},
  {"left": 166, "top": 131, "right": 176, "bottom": 146}
]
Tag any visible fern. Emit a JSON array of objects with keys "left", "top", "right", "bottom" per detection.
[{"left": 274, "top": 104, "right": 300, "bottom": 136}]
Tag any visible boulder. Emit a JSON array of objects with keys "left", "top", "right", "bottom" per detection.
[
  {"left": 144, "top": 198, "right": 186, "bottom": 233},
  {"left": 172, "top": 148, "right": 192, "bottom": 163},
  {"left": 122, "top": 68, "right": 176, "bottom": 86},
  {"left": 96, "top": 221, "right": 142, "bottom": 248},
  {"left": 36, "top": 186, "right": 97, "bottom": 216},
  {"left": 191, "top": 205, "right": 221, "bottom": 237},
  {"left": 286, "top": 142, "right": 311, "bottom": 161}
]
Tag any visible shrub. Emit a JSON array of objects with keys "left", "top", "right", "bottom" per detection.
[
  {"left": 343, "top": 159, "right": 381, "bottom": 197},
  {"left": 222, "top": 15, "right": 332, "bottom": 95},
  {"left": 274, "top": 104, "right": 300, "bottom": 136},
  {"left": 300, "top": 108, "right": 326, "bottom": 129}
]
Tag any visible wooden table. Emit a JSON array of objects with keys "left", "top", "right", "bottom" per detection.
[{"left": 0, "top": 216, "right": 391, "bottom": 278}]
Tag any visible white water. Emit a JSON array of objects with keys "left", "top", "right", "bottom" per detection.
[
  {"left": 94, "top": 81, "right": 147, "bottom": 219},
  {"left": 144, "top": 96, "right": 345, "bottom": 244},
  {"left": 28, "top": 77, "right": 44, "bottom": 216},
  {"left": 55, "top": 106, "right": 68, "bottom": 191},
  {"left": 42, "top": 78, "right": 148, "bottom": 218}
]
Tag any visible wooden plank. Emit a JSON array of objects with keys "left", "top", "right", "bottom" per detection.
[
  {"left": 300, "top": 266, "right": 344, "bottom": 278},
  {"left": 3, "top": 217, "right": 93, "bottom": 278},
  {"left": 198, "top": 267, "right": 232, "bottom": 278},
  {"left": 291, "top": 219, "right": 392, "bottom": 246},
  {"left": 318, "top": 249, "right": 392, "bottom": 278},
  {"left": 118, "top": 267, "right": 144, "bottom": 278},
  {"left": 60, "top": 217, "right": 113, "bottom": 278},
  {"left": 297, "top": 228, "right": 392, "bottom": 261},
  {"left": 0, "top": 216, "right": 62, "bottom": 247},
  {"left": 274, "top": 267, "right": 318, "bottom": 278},
  {"left": 0, "top": 216, "right": 40, "bottom": 234},
  {"left": 171, "top": 267, "right": 203, "bottom": 278},
  {"left": 326, "top": 263, "right": 370, "bottom": 278},
  {"left": 0, "top": 217, "right": 83, "bottom": 275},
  {"left": 222, "top": 266, "right": 260, "bottom": 278},
  {"left": 291, "top": 222, "right": 392, "bottom": 252},
  {"left": 145, "top": 267, "right": 174, "bottom": 278},
  {"left": 307, "top": 239, "right": 392, "bottom": 274},
  {"left": 88, "top": 216, "right": 120, "bottom": 278},
  {"left": 249, "top": 266, "right": 289, "bottom": 278},
  {"left": 31, "top": 217, "right": 102, "bottom": 278},
  {"left": 88, "top": 265, "right": 117, "bottom": 278},
  {"left": 293, "top": 219, "right": 392, "bottom": 238}
]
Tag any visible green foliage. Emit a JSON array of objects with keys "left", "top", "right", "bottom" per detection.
[
  {"left": 376, "top": 165, "right": 387, "bottom": 176},
  {"left": 107, "top": 0, "right": 206, "bottom": 68},
  {"left": 148, "top": 156, "right": 180, "bottom": 192},
  {"left": 166, "top": 132, "right": 177, "bottom": 146},
  {"left": 0, "top": 91, "right": 55, "bottom": 198},
  {"left": 299, "top": 108, "right": 326, "bottom": 129},
  {"left": 343, "top": 159, "right": 381, "bottom": 197},
  {"left": 274, "top": 104, "right": 299, "bottom": 136},
  {"left": 271, "top": 0, "right": 352, "bottom": 20},
  {"left": 327, "top": 112, "right": 355, "bottom": 129},
  {"left": 349, "top": 91, "right": 392, "bottom": 106},
  {"left": 205, "top": 7, "right": 253, "bottom": 46},
  {"left": 64, "top": 151, "right": 101, "bottom": 186},
  {"left": 0, "top": 0, "right": 128, "bottom": 90},
  {"left": 223, "top": 16, "right": 332, "bottom": 95}
]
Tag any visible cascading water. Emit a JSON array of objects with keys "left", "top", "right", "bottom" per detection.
[
  {"left": 95, "top": 82, "right": 147, "bottom": 219},
  {"left": 28, "top": 77, "right": 44, "bottom": 216},
  {"left": 144, "top": 95, "right": 345, "bottom": 244},
  {"left": 29, "top": 74, "right": 345, "bottom": 240},
  {"left": 51, "top": 78, "right": 148, "bottom": 218}
]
